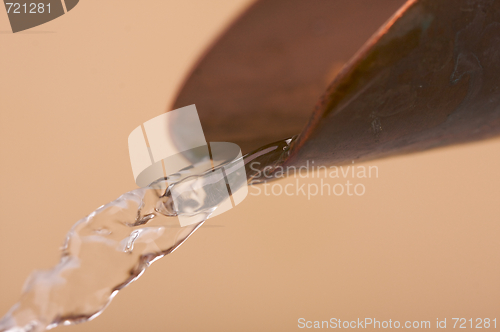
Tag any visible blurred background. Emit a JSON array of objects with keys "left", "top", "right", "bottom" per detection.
[{"left": 0, "top": 1, "right": 499, "bottom": 331}]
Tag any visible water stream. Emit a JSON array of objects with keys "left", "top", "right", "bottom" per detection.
[{"left": 0, "top": 137, "right": 295, "bottom": 332}]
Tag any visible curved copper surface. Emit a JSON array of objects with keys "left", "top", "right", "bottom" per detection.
[
  {"left": 288, "top": 0, "right": 500, "bottom": 167},
  {"left": 173, "top": 0, "right": 405, "bottom": 153},
  {"left": 173, "top": 0, "right": 500, "bottom": 168}
]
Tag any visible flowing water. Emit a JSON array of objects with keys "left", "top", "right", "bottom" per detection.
[{"left": 0, "top": 137, "right": 295, "bottom": 332}]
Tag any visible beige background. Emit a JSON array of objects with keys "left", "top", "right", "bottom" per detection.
[{"left": 0, "top": 1, "right": 499, "bottom": 331}]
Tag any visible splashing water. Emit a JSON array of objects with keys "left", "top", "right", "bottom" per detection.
[{"left": 0, "top": 137, "right": 295, "bottom": 332}]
